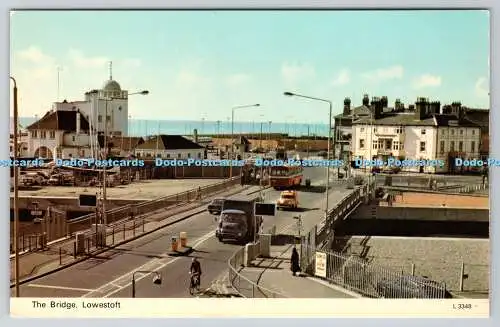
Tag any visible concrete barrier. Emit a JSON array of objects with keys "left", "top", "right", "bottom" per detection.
[{"left": 259, "top": 234, "right": 271, "bottom": 258}]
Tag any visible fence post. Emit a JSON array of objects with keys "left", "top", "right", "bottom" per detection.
[
  {"left": 59, "top": 248, "right": 62, "bottom": 265},
  {"left": 29, "top": 236, "right": 32, "bottom": 252},
  {"left": 86, "top": 238, "right": 90, "bottom": 254},
  {"left": 123, "top": 224, "right": 126, "bottom": 239},
  {"left": 22, "top": 234, "right": 25, "bottom": 252},
  {"left": 459, "top": 261, "right": 465, "bottom": 292},
  {"left": 112, "top": 226, "right": 115, "bottom": 244},
  {"left": 133, "top": 220, "right": 136, "bottom": 237},
  {"left": 73, "top": 242, "right": 76, "bottom": 259},
  {"left": 411, "top": 263, "right": 415, "bottom": 276}
]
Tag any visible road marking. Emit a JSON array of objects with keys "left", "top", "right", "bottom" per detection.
[
  {"left": 82, "top": 229, "right": 216, "bottom": 298},
  {"left": 28, "top": 284, "right": 95, "bottom": 292}
]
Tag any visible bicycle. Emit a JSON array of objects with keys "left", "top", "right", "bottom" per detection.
[{"left": 189, "top": 272, "right": 201, "bottom": 295}]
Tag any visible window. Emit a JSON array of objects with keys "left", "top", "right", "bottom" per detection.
[
  {"left": 420, "top": 141, "right": 426, "bottom": 152},
  {"left": 396, "top": 127, "right": 403, "bottom": 134},
  {"left": 360, "top": 128, "right": 365, "bottom": 133},
  {"left": 359, "top": 139, "right": 365, "bottom": 149},
  {"left": 460, "top": 129, "right": 464, "bottom": 135},
  {"left": 373, "top": 127, "right": 378, "bottom": 133},
  {"left": 40, "top": 131, "right": 46, "bottom": 138},
  {"left": 98, "top": 115, "right": 102, "bottom": 122},
  {"left": 440, "top": 140, "right": 445, "bottom": 154},
  {"left": 187, "top": 153, "right": 191, "bottom": 158},
  {"left": 459, "top": 141, "right": 463, "bottom": 152},
  {"left": 451, "top": 129, "right": 455, "bottom": 135},
  {"left": 385, "top": 140, "right": 392, "bottom": 150},
  {"left": 393, "top": 141, "right": 400, "bottom": 150},
  {"left": 471, "top": 141, "right": 476, "bottom": 152},
  {"left": 72, "top": 136, "right": 75, "bottom": 142},
  {"left": 450, "top": 141, "right": 455, "bottom": 152},
  {"left": 49, "top": 131, "right": 55, "bottom": 139},
  {"left": 106, "top": 115, "right": 111, "bottom": 122},
  {"left": 177, "top": 153, "right": 181, "bottom": 158},
  {"left": 166, "top": 154, "right": 171, "bottom": 158},
  {"left": 197, "top": 152, "right": 202, "bottom": 159},
  {"left": 421, "top": 129, "right": 426, "bottom": 135},
  {"left": 31, "top": 131, "right": 37, "bottom": 138},
  {"left": 10, "top": 146, "right": 13, "bottom": 152},
  {"left": 472, "top": 129, "right": 476, "bottom": 135},
  {"left": 372, "top": 141, "right": 378, "bottom": 150}
]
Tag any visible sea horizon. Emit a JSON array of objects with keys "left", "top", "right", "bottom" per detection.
[{"left": 12, "top": 117, "right": 331, "bottom": 137}]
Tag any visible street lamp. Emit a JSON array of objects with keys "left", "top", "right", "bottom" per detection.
[
  {"left": 131, "top": 270, "right": 162, "bottom": 298},
  {"left": 10, "top": 76, "right": 20, "bottom": 297},
  {"left": 284, "top": 91, "right": 332, "bottom": 220},
  {"left": 229, "top": 103, "right": 260, "bottom": 179},
  {"left": 88, "top": 89, "right": 148, "bottom": 227}
]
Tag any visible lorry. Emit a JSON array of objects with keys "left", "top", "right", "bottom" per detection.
[{"left": 215, "top": 194, "right": 263, "bottom": 244}]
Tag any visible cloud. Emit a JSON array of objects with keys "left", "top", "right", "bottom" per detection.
[
  {"left": 281, "top": 61, "right": 316, "bottom": 85},
  {"left": 121, "top": 58, "right": 142, "bottom": 68},
  {"left": 413, "top": 74, "right": 442, "bottom": 89},
  {"left": 331, "top": 69, "right": 350, "bottom": 86},
  {"left": 18, "top": 46, "right": 53, "bottom": 64},
  {"left": 475, "top": 77, "right": 489, "bottom": 97},
  {"left": 362, "top": 65, "right": 404, "bottom": 81},
  {"left": 226, "top": 73, "right": 252, "bottom": 87},
  {"left": 68, "top": 49, "right": 109, "bottom": 69}
]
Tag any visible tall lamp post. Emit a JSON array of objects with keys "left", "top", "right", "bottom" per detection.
[
  {"left": 284, "top": 92, "right": 332, "bottom": 219},
  {"left": 10, "top": 76, "right": 20, "bottom": 297},
  {"left": 90, "top": 90, "right": 148, "bottom": 227},
  {"left": 229, "top": 103, "right": 260, "bottom": 179}
]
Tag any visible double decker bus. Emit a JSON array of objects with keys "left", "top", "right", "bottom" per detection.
[{"left": 269, "top": 164, "right": 303, "bottom": 190}]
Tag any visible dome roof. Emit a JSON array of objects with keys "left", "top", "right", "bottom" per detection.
[{"left": 103, "top": 79, "right": 121, "bottom": 92}]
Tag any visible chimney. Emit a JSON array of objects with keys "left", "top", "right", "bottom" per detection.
[
  {"left": 395, "top": 98, "right": 402, "bottom": 111},
  {"left": 193, "top": 128, "right": 198, "bottom": 143},
  {"left": 415, "top": 97, "right": 428, "bottom": 120},
  {"left": 430, "top": 101, "right": 441, "bottom": 114},
  {"left": 381, "top": 96, "right": 388, "bottom": 108},
  {"left": 362, "top": 94, "right": 369, "bottom": 106},
  {"left": 371, "top": 97, "right": 383, "bottom": 119},
  {"left": 451, "top": 101, "right": 462, "bottom": 118},
  {"left": 76, "top": 111, "right": 81, "bottom": 135},
  {"left": 343, "top": 97, "right": 351, "bottom": 115}
]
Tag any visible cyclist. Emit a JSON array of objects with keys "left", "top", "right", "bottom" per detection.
[{"left": 190, "top": 257, "right": 202, "bottom": 289}]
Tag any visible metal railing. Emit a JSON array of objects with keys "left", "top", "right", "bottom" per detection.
[
  {"left": 227, "top": 246, "right": 286, "bottom": 298},
  {"left": 306, "top": 246, "right": 450, "bottom": 298}
]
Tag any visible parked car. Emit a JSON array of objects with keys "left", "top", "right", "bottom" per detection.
[
  {"left": 208, "top": 198, "right": 225, "bottom": 215},
  {"left": 375, "top": 275, "right": 453, "bottom": 299},
  {"left": 21, "top": 172, "right": 47, "bottom": 186}
]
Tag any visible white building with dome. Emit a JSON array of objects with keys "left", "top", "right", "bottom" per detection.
[{"left": 26, "top": 65, "right": 142, "bottom": 159}]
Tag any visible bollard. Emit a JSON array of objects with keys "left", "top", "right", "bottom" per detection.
[
  {"left": 171, "top": 236, "right": 178, "bottom": 252},
  {"left": 180, "top": 232, "right": 187, "bottom": 247}
]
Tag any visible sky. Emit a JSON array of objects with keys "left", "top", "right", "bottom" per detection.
[{"left": 10, "top": 10, "right": 490, "bottom": 123}]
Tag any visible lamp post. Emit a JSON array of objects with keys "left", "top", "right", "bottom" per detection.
[
  {"left": 131, "top": 270, "right": 162, "bottom": 298},
  {"left": 10, "top": 76, "right": 20, "bottom": 297},
  {"left": 229, "top": 103, "right": 260, "bottom": 179},
  {"left": 284, "top": 92, "right": 332, "bottom": 219},
  {"left": 90, "top": 90, "right": 148, "bottom": 227}
]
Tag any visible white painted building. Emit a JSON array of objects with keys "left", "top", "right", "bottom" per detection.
[
  {"left": 135, "top": 135, "right": 205, "bottom": 160},
  {"left": 352, "top": 98, "right": 481, "bottom": 173},
  {"left": 25, "top": 110, "right": 92, "bottom": 159}
]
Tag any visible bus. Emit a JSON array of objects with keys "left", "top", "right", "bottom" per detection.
[{"left": 269, "top": 164, "right": 303, "bottom": 190}]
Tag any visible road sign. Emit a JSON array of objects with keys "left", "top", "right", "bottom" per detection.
[
  {"left": 315, "top": 251, "right": 327, "bottom": 278},
  {"left": 30, "top": 210, "right": 43, "bottom": 216}
]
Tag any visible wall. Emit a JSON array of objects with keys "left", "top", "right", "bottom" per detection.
[
  {"left": 349, "top": 204, "right": 489, "bottom": 222},
  {"left": 211, "top": 137, "right": 329, "bottom": 152},
  {"left": 136, "top": 148, "right": 204, "bottom": 160},
  {"left": 10, "top": 196, "right": 144, "bottom": 211},
  {"left": 436, "top": 126, "right": 481, "bottom": 171}
]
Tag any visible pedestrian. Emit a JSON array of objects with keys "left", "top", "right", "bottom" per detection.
[{"left": 290, "top": 246, "right": 300, "bottom": 276}]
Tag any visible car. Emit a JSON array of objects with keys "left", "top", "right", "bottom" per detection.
[
  {"left": 277, "top": 190, "right": 299, "bottom": 210},
  {"left": 375, "top": 275, "right": 453, "bottom": 299},
  {"left": 207, "top": 198, "right": 225, "bottom": 215}
]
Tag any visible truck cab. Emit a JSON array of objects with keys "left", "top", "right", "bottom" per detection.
[
  {"left": 215, "top": 195, "right": 262, "bottom": 244},
  {"left": 277, "top": 190, "right": 299, "bottom": 210}
]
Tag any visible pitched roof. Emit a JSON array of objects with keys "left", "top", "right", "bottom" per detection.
[
  {"left": 25, "top": 110, "right": 90, "bottom": 131},
  {"left": 465, "top": 108, "right": 489, "bottom": 130},
  {"left": 136, "top": 135, "right": 204, "bottom": 150},
  {"left": 353, "top": 113, "right": 480, "bottom": 128},
  {"left": 97, "top": 136, "right": 145, "bottom": 151}
]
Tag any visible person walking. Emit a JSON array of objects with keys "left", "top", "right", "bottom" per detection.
[{"left": 290, "top": 246, "right": 300, "bottom": 276}]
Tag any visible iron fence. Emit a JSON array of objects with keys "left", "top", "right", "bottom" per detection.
[
  {"left": 227, "top": 246, "right": 286, "bottom": 298},
  {"left": 307, "top": 246, "right": 451, "bottom": 298}
]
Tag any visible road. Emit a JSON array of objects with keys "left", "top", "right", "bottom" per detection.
[{"left": 13, "top": 167, "right": 353, "bottom": 298}]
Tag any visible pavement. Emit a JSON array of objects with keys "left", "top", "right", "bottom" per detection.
[
  {"left": 12, "top": 178, "right": 225, "bottom": 200},
  {"left": 11, "top": 167, "right": 355, "bottom": 298}
]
